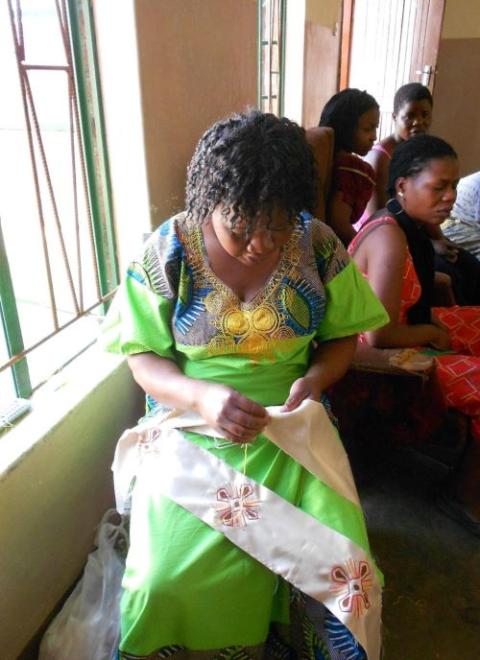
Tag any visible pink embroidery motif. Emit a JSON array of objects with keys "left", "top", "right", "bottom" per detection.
[
  {"left": 330, "top": 559, "right": 373, "bottom": 617},
  {"left": 215, "top": 483, "right": 261, "bottom": 528}
]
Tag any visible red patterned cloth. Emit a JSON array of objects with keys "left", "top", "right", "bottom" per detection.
[
  {"left": 331, "top": 153, "right": 376, "bottom": 223},
  {"left": 350, "top": 215, "right": 480, "bottom": 441},
  {"left": 432, "top": 308, "right": 480, "bottom": 440}
]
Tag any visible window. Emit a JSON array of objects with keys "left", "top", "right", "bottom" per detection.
[
  {"left": 258, "top": 0, "right": 286, "bottom": 116},
  {"left": 0, "top": 0, "right": 117, "bottom": 415}
]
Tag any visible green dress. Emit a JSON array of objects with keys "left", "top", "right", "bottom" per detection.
[{"left": 101, "top": 212, "right": 388, "bottom": 659}]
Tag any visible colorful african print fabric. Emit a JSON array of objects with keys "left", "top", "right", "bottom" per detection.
[{"left": 101, "top": 212, "right": 387, "bottom": 659}]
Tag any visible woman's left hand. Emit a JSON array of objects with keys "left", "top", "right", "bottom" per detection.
[
  {"left": 280, "top": 335, "right": 357, "bottom": 412},
  {"left": 431, "top": 238, "right": 458, "bottom": 263},
  {"left": 431, "top": 311, "right": 446, "bottom": 329},
  {"left": 281, "top": 376, "right": 322, "bottom": 412}
]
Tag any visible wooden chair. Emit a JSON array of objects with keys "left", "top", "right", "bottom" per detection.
[{"left": 304, "top": 126, "right": 335, "bottom": 222}]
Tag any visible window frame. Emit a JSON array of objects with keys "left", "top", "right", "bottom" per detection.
[
  {"left": 257, "top": 0, "right": 287, "bottom": 116},
  {"left": 0, "top": 0, "right": 119, "bottom": 401}
]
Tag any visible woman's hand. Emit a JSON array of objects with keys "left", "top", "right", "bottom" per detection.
[
  {"left": 434, "top": 270, "right": 453, "bottom": 288},
  {"left": 281, "top": 376, "right": 322, "bottom": 412},
  {"left": 428, "top": 324, "right": 451, "bottom": 351},
  {"left": 431, "top": 238, "right": 458, "bottom": 263},
  {"left": 431, "top": 311, "right": 448, "bottom": 330},
  {"left": 280, "top": 335, "right": 357, "bottom": 412},
  {"left": 196, "top": 383, "right": 269, "bottom": 443},
  {"left": 127, "top": 354, "right": 268, "bottom": 443}
]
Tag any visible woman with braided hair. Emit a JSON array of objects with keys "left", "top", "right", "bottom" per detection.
[
  {"left": 349, "top": 133, "right": 480, "bottom": 538},
  {"left": 319, "top": 88, "right": 379, "bottom": 246},
  {"left": 101, "top": 110, "right": 386, "bottom": 659}
]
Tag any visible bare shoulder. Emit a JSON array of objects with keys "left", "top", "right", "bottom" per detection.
[
  {"left": 364, "top": 137, "right": 395, "bottom": 170},
  {"left": 366, "top": 219, "right": 406, "bottom": 251},
  {"left": 381, "top": 135, "right": 397, "bottom": 152},
  {"left": 364, "top": 148, "right": 382, "bottom": 169},
  {"left": 354, "top": 217, "right": 407, "bottom": 265}
]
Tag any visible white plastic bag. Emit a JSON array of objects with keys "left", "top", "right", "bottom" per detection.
[{"left": 39, "top": 509, "right": 128, "bottom": 660}]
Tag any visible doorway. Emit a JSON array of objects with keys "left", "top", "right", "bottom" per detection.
[{"left": 341, "top": 0, "right": 446, "bottom": 139}]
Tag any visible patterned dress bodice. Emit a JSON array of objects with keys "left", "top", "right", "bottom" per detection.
[{"left": 102, "top": 211, "right": 387, "bottom": 407}]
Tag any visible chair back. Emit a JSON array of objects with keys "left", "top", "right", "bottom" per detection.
[{"left": 305, "top": 126, "right": 334, "bottom": 221}]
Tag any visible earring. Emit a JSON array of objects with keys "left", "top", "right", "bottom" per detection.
[{"left": 398, "top": 192, "right": 404, "bottom": 198}]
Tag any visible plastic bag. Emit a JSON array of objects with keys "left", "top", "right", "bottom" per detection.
[{"left": 39, "top": 509, "right": 128, "bottom": 660}]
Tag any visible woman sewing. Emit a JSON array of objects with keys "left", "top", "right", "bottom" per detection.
[{"left": 102, "top": 110, "right": 387, "bottom": 659}]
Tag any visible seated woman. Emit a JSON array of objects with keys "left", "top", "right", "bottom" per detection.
[
  {"left": 349, "top": 133, "right": 480, "bottom": 537},
  {"left": 363, "top": 83, "right": 433, "bottom": 215},
  {"left": 319, "top": 88, "right": 379, "bottom": 246},
  {"left": 364, "top": 82, "right": 480, "bottom": 305},
  {"left": 101, "top": 110, "right": 387, "bottom": 659}
]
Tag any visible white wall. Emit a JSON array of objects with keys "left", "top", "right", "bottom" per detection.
[
  {"left": 441, "top": 0, "right": 480, "bottom": 39},
  {"left": 0, "top": 354, "right": 143, "bottom": 659},
  {"left": 432, "top": 0, "right": 480, "bottom": 175},
  {"left": 284, "top": 0, "right": 306, "bottom": 124},
  {"left": 132, "top": 0, "right": 257, "bottom": 227},
  {"left": 93, "top": 0, "right": 151, "bottom": 271}
]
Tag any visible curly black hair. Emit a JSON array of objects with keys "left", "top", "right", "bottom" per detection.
[
  {"left": 387, "top": 134, "right": 457, "bottom": 196},
  {"left": 319, "top": 88, "right": 379, "bottom": 152},
  {"left": 393, "top": 82, "right": 433, "bottom": 114},
  {"left": 185, "top": 109, "right": 316, "bottom": 234}
]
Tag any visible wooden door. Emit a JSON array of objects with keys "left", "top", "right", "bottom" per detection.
[
  {"left": 410, "top": 0, "right": 445, "bottom": 89},
  {"left": 341, "top": 0, "right": 446, "bottom": 139}
]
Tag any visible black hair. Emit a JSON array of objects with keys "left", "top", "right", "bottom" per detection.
[
  {"left": 393, "top": 82, "right": 433, "bottom": 114},
  {"left": 319, "top": 88, "right": 379, "bottom": 152},
  {"left": 387, "top": 134, "right": 457, "bottom": 196},
  {"left": 185, "top": 109, "right": 316, "bottom": 234}
]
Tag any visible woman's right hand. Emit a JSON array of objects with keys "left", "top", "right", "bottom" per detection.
[
  {"left": 195, "top": 383, "right": 270, "bottom": 444},
  {"left": 429, "top": 324, "right": 451, "bottom": 351}
]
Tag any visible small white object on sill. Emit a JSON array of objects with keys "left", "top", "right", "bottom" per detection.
[{"left": 0, "top": 398, "right": 32, "bottom": 430}]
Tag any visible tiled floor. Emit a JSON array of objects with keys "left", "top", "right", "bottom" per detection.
[{"left": 356, "top": 451, "right": 480, "bottom": 660}]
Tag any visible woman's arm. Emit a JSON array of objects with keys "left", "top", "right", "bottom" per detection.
[
  {"left": 127, "top": 353, "right": 269, "bottom": 442},
  {"left": 326, "top": 191, "right": 357, "bottom": 246},
  {"left": 282, "top": 334, "right": 358, "bottom": 411},
  {"left": 359, "top": 224, "right": 450, "bottom": 349},
  {"left": 364, "top": 148, "right": 389, "bottom": 216}
]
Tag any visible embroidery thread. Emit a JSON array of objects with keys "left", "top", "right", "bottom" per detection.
[
  {"left": 330, "top": 559, "right": 372, "bottom": 618},
  {"left": 215, "top": 483, "right": 261, "bottom": 528}
]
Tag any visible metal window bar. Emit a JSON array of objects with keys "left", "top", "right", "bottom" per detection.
[
  {"left": 67, "top": 0, "right": 119, "bottom": 298},
  {"left": 257, "top": 0, "right": 286, "bottom": 116},
  {"left": 0, "top": 217, "right": 32, "bottom": 398},
  {"left": 0, "top": 0, "right": 118, "bottom": 396}
]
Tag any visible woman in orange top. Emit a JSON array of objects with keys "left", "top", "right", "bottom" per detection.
[{"left": 350, "top": 133, "right": 480, "bottom": 537}]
